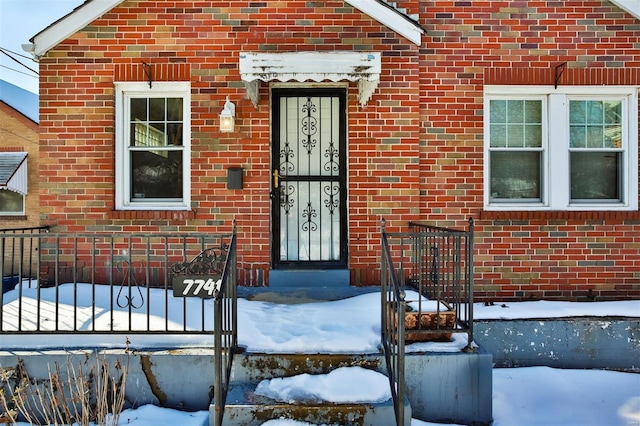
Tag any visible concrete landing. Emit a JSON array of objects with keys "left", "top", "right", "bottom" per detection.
[{"left": 268, "top": 269, "right": 350, "bottom": 288}]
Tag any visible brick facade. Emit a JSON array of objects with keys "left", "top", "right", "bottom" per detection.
[
  {"left": 37, "top": 1, "right": 639, "bottom": 299},
  {"left": 0, "top": 102, "right": 39, "bottom": 228},
  {"left": 419, "top": 1, "right": 640, "bottom": 300}
]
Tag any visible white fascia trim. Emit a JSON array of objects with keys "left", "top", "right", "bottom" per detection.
[
  {"left": 29, "top": 0, "right": 125, "bottom": 58},
  {"left": 27, "top": 0, "right": 423, "bottom": 59},
  {"left": 343, "top": 0, "right": 423, "bottom": 45},
  {"left": 609, "top": 0, "right": 640, "bottom": 20}
]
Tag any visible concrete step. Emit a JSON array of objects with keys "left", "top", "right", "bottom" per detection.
[
  {"left": 212, "top": 352, "right": 411, "bottom": 425},
  {"left": 217, "top": 381, "right": 407, "bottom": 425},
  {"left": 230, "top": 352, "right": 384, "bottom": 382}
]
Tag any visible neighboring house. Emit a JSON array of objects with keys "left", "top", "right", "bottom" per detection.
[
  {"left": 23, "top": 0, "right": 639, "bottom": 299},
  {"left": 0, "top": 80, "right": 39, "bottom": 228}
]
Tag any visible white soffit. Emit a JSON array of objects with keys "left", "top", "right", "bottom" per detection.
[
  {"left": 344, "top": 0, "right": 423, "bottom": 45},
  {"left": 239, "top": 51, "right": 382, "bottom": 107},
  {"left": 0, "top": 152, "right": 28, "bottom": 195},
  {"left": 27, "top": 0, "right": 125, "bottom": 58},
  {"left": 609, "top": 0, "right": 640, "bottom": 20},
  {"left": 26, "top": 0, "right": 422, "bottom": 59}
]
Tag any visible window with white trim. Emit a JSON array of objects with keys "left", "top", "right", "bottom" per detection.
[
  {"left": 115, "top": 82, "right": 191, "bottom": 210},
  {"left": 484, "top": 86, "right": 638, "bottom": 211},
  {"left": 0, "top": 189, "right": 24, "bottom": 215}
]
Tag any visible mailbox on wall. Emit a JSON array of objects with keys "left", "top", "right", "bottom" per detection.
[{"left": 227, "top": 167, "right": 243, "bottom": 190}]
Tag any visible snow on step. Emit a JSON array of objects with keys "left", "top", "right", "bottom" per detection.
[{"left": 254, "top": 366, "right": 391, "bottom": 404}]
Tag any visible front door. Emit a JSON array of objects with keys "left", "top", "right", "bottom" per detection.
[{"left": 271, "top": 88, "right": 347, "bottom": 270}]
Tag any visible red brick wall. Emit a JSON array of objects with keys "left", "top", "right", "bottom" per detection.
[
  {"left": 419, "top": 0, "right": 640, "bottom": 300},
  {"left": 37, "top": 0, "right": 640, "bottom": 298},
  {"left": 38, "top": 1, "right": 421, "bottom": 285}
]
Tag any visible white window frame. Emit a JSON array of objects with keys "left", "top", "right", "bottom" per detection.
[
  {"left": 484, "top": 85, "right": 638, "bottom": 211},
  {"left": 115, "top": 82, "right": 191, "bottom": 210}
]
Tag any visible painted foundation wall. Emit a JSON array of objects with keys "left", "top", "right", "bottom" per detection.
[
  {"left": 0, "top": 349, "right": 492, "bottom": 425},
  {"left": 475, "top": 318, "right": 640, "bottom": 370}
]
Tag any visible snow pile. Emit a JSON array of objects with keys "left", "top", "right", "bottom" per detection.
[
  {"left": 475, "top": 299, "right": 640, "bottom": 320},
  {"left": 254, "top": 366, "right": 391, "bottom": 404},
  {"left": 492, "top": 366, "right": 640, "bottom": 426},
  {"left": 237, "top": 292, "right": 382, "bottom": 353}
]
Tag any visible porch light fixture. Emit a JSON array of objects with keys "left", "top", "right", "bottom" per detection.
[{"left": 219, "top": 96, "right": 235, "bottom": 133}]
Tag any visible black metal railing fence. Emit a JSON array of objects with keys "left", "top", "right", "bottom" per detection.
[
  {"left": 381, "top": 218, "right": 475, "bottom": 426},
  {"left": 1, "top": 226, "right": 49, "bottom": 289},
  {"left": 380, "top": 218, "right": 406, "bottom": 426},
  {"left": 0, "top": 226, "right": 235, "bottom": 335},
  {"left": 213, "top": 223, "right": 238, "bottom": 426}
]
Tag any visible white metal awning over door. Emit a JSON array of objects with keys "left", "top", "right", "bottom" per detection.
[{"left": 239, "top": 51, "right": 381, "bottom": 108}]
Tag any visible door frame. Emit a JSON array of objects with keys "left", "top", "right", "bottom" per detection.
[{"left": 270, "top": 86, "right": 348, "bottom": 270}]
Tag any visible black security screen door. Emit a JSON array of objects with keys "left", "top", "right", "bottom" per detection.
[{"left": 271, "top": 88, "right": 347, "bottom": 269}]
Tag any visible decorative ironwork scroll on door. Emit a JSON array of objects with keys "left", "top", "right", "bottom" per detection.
[{"left": 273, "top": 92, "right": 346, "bottom": 267}]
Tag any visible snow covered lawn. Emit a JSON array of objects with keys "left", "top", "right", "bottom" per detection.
[
  {"left": 3, "top": 282, "right": 640, "bottom": 425},
  {"left": 4, "top": 282, "right": 637, "bottom": 351}
]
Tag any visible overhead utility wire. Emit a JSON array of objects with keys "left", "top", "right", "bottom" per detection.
[
  {"left": 0, "top": 64, "right": 38, "bottom": 78},
  {"left": 0, "top": 48, "right": 38, "bottom": 75},
  {"left": 0, "top": 46, "right": 35, "bottom": 61}
]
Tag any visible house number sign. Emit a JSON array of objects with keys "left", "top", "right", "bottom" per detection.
[{"left": 172, "top": 276, "right": 222, "bottom": 298}]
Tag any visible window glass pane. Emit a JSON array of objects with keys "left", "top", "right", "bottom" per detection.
[
  {"left": 586, "top": 126, "right": 603, "bottom": 148},
  {"left": 569, "top": 125, "right": 585, "bottom": 148},
  {"left": 149, "top": 98, "right": 165, "bottom": 121},
  {"left": 490, "top": 124, "right": 507, "bottom": 147},
  {"left": 490, "top": 100, "right": 506, "bottom": 123},
  {"left": 570, "top": 101, "right": 586, "bottom": 124},
  {"left": 507, "top": 125, "right": 523, "bottom": 147},
  {"left": 586, "top": 101, "right": 603, "bottom": 124},
  {"left": 571, "top": 152, "right": 620, "bottom": 200},
  {"left": 167, "top": 98, "right": 183, "bottom": 121},
  {"left": 570, "top": 100, "right": 622, "bottom": 150},
  {"left": 127, "top": 94, "right": 185, "bottom": 203},
  {"left": 524, "top": 100, "right": 541, "bottom": 123},
  {"left": 490, "top": 99, "right": 542, "bottom": 148},
  {"left": 0, "top": 189, "right": 23, "bottom": 213},
  {"left": 490, "top": 151, "right": 541, "bottom": 200},
  {"left": 130, "top": 98, "right": 147, "bottom": 121},
  {"left": 508, "top": 100, "right": 524, "bottom": 122},
  {"left": 524, "top": 124, "right": 542, "bottom": 147},
  {"left": 130, "top": 151, "right": 183, "bottom": 199},
  {"left": 167, "top": 123, "right": 183, "bottom": 146},
  {"left": 605, "top": 101, "right": 623, "bottom": 148}
]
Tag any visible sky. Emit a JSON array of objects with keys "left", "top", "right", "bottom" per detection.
[
  {"left": 3, "top": 281, "right": 640, "bottom": 425},
  {"left": 0, "top": 0, "right": 84, "bottom": 94}
]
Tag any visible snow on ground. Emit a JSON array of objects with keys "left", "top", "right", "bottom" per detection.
[
  {"left": 4, "top": 281, "right": 640, "bottom": 425},
  {"left": 3, "top": 282, "right": 638, "bottom": 351},
  {"left": 474, "top": 299, "right": 640, "bottom": 320},
  {"left": 14, "top": 366, "right": 639, "bottom": 426}
]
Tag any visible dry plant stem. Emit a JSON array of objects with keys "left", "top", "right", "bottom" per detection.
[
  {"left": 0, "top": 388, "right": 18, "bottom": 424},
  {"left": 1, "top": 353, "right": 129, "bottom": 426}
]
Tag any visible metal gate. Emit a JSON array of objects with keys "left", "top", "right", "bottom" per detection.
[{"left": 271, "top": 88, "right": 347, "bottom": 269}]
